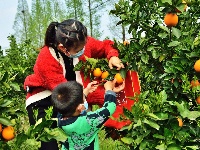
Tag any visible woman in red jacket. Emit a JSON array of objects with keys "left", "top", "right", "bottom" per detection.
[{"left": 24, "top": 19, "right": 124, "bottom": 150}]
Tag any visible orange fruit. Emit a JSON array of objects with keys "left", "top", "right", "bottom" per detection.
[
  {"left": 123, "top": 41, "right": 129, "bottom": 46},
  {"left": 191, "top": 80, "right": 200, "bottom": 87},
  {"left": 164, "top": 13, "right": 178, "bottom": 27},
  {"left": 196, "top": 96, "right": 200, "bottom": 104},
  {"left": 2, "top": 126, "right": 15, "bottom": 141},
  {"left": 114, "top": 73, "right": 124, "bottom": 84},
  {"left": 177, "top": 117, "right": 183, "bottom": 127},
  {"left": 194, "top": 59, "right": 200, "bottom": 72},
  {"left": 101, "top": 71, "right": 109, "bottom": 79},
  {"left": 93, "top": 68, "right": 102, "bottom": 77},
  {"left": 0, "top": 124, "right": 2, "bottom": 133}
]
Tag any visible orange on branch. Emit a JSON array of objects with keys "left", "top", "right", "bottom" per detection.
[
  {"left": 196, "top": 96, "right": 200, "bottom": 104},
  {"left": 123, "top": 41, "right": 130, "bottom": 46},
  {"left": 164, "top": 13, "right": 178, "bottom": 27},
  {"left": 177, "top": 117, "right": 183, "bottom": 127},
  {"left": 101, "top": 71, "right": 109, "bottom": 79},
  {"left": 93, "top": 68, "right": 102, "bottom": 77},
  {"left": 190, "top": 80, "right": 200, "bottom": 87},
  {"left": 2, "top": 126, "right": 15, "bottom": 141},
  {"left": 194, "top": 59, "right": 200, "bottom": 72},
  {"left": 0, "top": 124, "right": 2, "bottom": 133},
  {"left": 114, "top": 73, "right": 124, "bottom": 84}
]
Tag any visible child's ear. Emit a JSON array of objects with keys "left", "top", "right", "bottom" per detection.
[{"left": 76, "top": 104, "right": 84, "bottom": 112}]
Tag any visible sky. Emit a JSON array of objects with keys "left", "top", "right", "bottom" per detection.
[
  {"left": 0, "top": 0, "right": 31, "bottom": 49},
  {"left": 0, "top": 0, "right": 114, "bottom": 50}
]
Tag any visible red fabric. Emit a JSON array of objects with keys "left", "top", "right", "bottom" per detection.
[
  {"left": 104, "top": 71, "right": 140, "bottom": 129},
  {"left": 24, "top": 36, "right": 119, "bottom": 101}
]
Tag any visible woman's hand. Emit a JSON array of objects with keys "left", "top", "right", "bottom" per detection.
[{"left": 109, "top": 56, "right": 124, "bottom": 70}]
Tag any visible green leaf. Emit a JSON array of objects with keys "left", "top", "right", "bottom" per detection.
[
  {"left": 155, "top": 113, "right": 169, "bottom": 120},
  {"left": 143, "top": 118, "right": 160, "bottom": 130},
  {"left": 3, "top": 82, "right": 10, "bottom": 88},
  {"left": 141, "top": 54, "right": 149, "bottom": 64},
  {"left": 161, "top": 0, "right": 172, "bottom": 5},
  {"left": 0, "top": 117, "right": 14, "bottom": 126},
  {"left": 1, "top": 72, "right": 8, "bottom": 82},
  {"left": 135, "top": 135, "right": 143, "bottom": 145},
  {"left": 146, "top": 113, "right": 161, "bottom": 120},
  {"left": 121, "top": 137, "right": 133, "bottom": 144},
  {"left": 133, "top": 119, "right": 142, "bottom": 128},
  {"left": 44, "top": 127, "right": 68, "bottom": 142},
  {"left": 147, "top": 45, "right": 154, "bottom": 51},
  {"left": 10, "top": 83, "right": 21, "bottom": 91},
  {"left": 189, "top": 52, "right": 199, "bottom": 57},
  {"left": 155, "top": 143, "right": 167, "bottom": 150},
  {"left": 0, "top": 100, "right": 12, "bottom": 107},
  {"left": 167, "top": 143, "right": 181, "bottom": 150},
  {"left": 168, "top": 41, "right": 181, "bottom": 47},
  {"left": 158, "top": 32, "right": 168, "bottom": 38},
  {"left": 172, "top": 27, "right": 181, "bottom": 38},
  {"left": 15, "top": 133, "right": 29, "bottom": 146},
  {"left": 152, "top": 50, "right": 160, "bottom": 59},
  {"left": 119, "top": 68, "right": 127, "bottom": 79},
  {"left": 159, "top": 55, "right": 166, "bottom": 62},
  {"left": 153, "top": 134, "right": 165, "bottom": 139}
]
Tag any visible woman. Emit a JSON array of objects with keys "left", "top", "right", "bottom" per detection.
[{"left": 24, "top": 19, "right": 124, "bottom": 150}]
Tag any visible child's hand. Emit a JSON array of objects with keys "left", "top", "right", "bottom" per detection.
[
  {"left": 104, "top": 79, "right": 125, "bottom": 92},
  {"left": 84, "top": 81, "right": 98, "bottom": 96},
  {"left": 112, "top": 80, "right": 125, "bottom": 93}
]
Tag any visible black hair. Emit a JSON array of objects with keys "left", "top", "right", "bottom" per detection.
[
  {"left": 44, "top": 19, "right": 87, "bottom": 50},
  {"left": 51, "top": 81, "right": 83, "bottom": 117}
]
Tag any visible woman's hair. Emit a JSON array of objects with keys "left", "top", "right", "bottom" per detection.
[
  {"left": 51, "top": 81, "right": 83, "bottom": 117},
  {"left": 44, "top": 19, "right": 87, "bottom": 50}
]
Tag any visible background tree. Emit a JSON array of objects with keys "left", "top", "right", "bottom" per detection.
[
  {"left": 64, "top": 0, "right": 85, "bottom": 22},
  {"left": 13, "top": 0, "right": 30, "bottom": 43}
]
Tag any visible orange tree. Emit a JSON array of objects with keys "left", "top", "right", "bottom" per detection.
[
  {"left": 0, "top": 36, "right": 67, "bottom": 149},
  {"left": 109, "top": 0, "right": 200, "bottom": 149}
]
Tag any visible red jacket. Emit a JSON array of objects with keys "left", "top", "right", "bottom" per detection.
[{"left": 24, "top": 36, "right": 118, "bottom": 107}]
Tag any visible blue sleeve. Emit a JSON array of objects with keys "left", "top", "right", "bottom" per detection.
[{"left": 86, "top": 90, "right": 116, "bottom": 128}]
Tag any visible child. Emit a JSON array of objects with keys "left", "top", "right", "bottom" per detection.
[{"left": 51, "top": 80, "right": 125, "bottom": 150}]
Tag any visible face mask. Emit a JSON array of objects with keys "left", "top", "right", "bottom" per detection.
[
  {"left": 80, "top": 101, "right": 88, "bottom": 114},
  {"left": 68, "top": 48, "right": 84, "bottom": 58}
]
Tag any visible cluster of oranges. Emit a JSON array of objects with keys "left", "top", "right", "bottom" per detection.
[
  {"left": 0, "top": 124, "right": 15, "bottom": 141},
  {"left": 93, "top": 68, "right": 124, "bottom": 84},
  {"left": 192, "top": 59, "right": 200, "bottom": 104}
]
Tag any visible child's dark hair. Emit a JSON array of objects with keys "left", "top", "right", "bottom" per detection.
[
  {"left": 44, "top": 19, "right": 87, "bottom": 50},
  {"left": 51, "top": 81, "right": 84, "bottom": 117}
]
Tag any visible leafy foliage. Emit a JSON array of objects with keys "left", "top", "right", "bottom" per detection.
[{"left": 110, "top": 0, "right": 200, "bottom": 149}]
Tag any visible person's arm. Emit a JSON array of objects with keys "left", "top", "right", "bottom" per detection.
[
  {"left": 85, "top": 37, "right": 124, "bottom": 70},
  {"left": 85, "top": 36, "right": 119, "bottom": 60},
  {"left": 86, "top": 90, "right": 117, "bottom": 128},
  {"left": 86, "top": 80, "right": 125, "bottom": 128}
]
